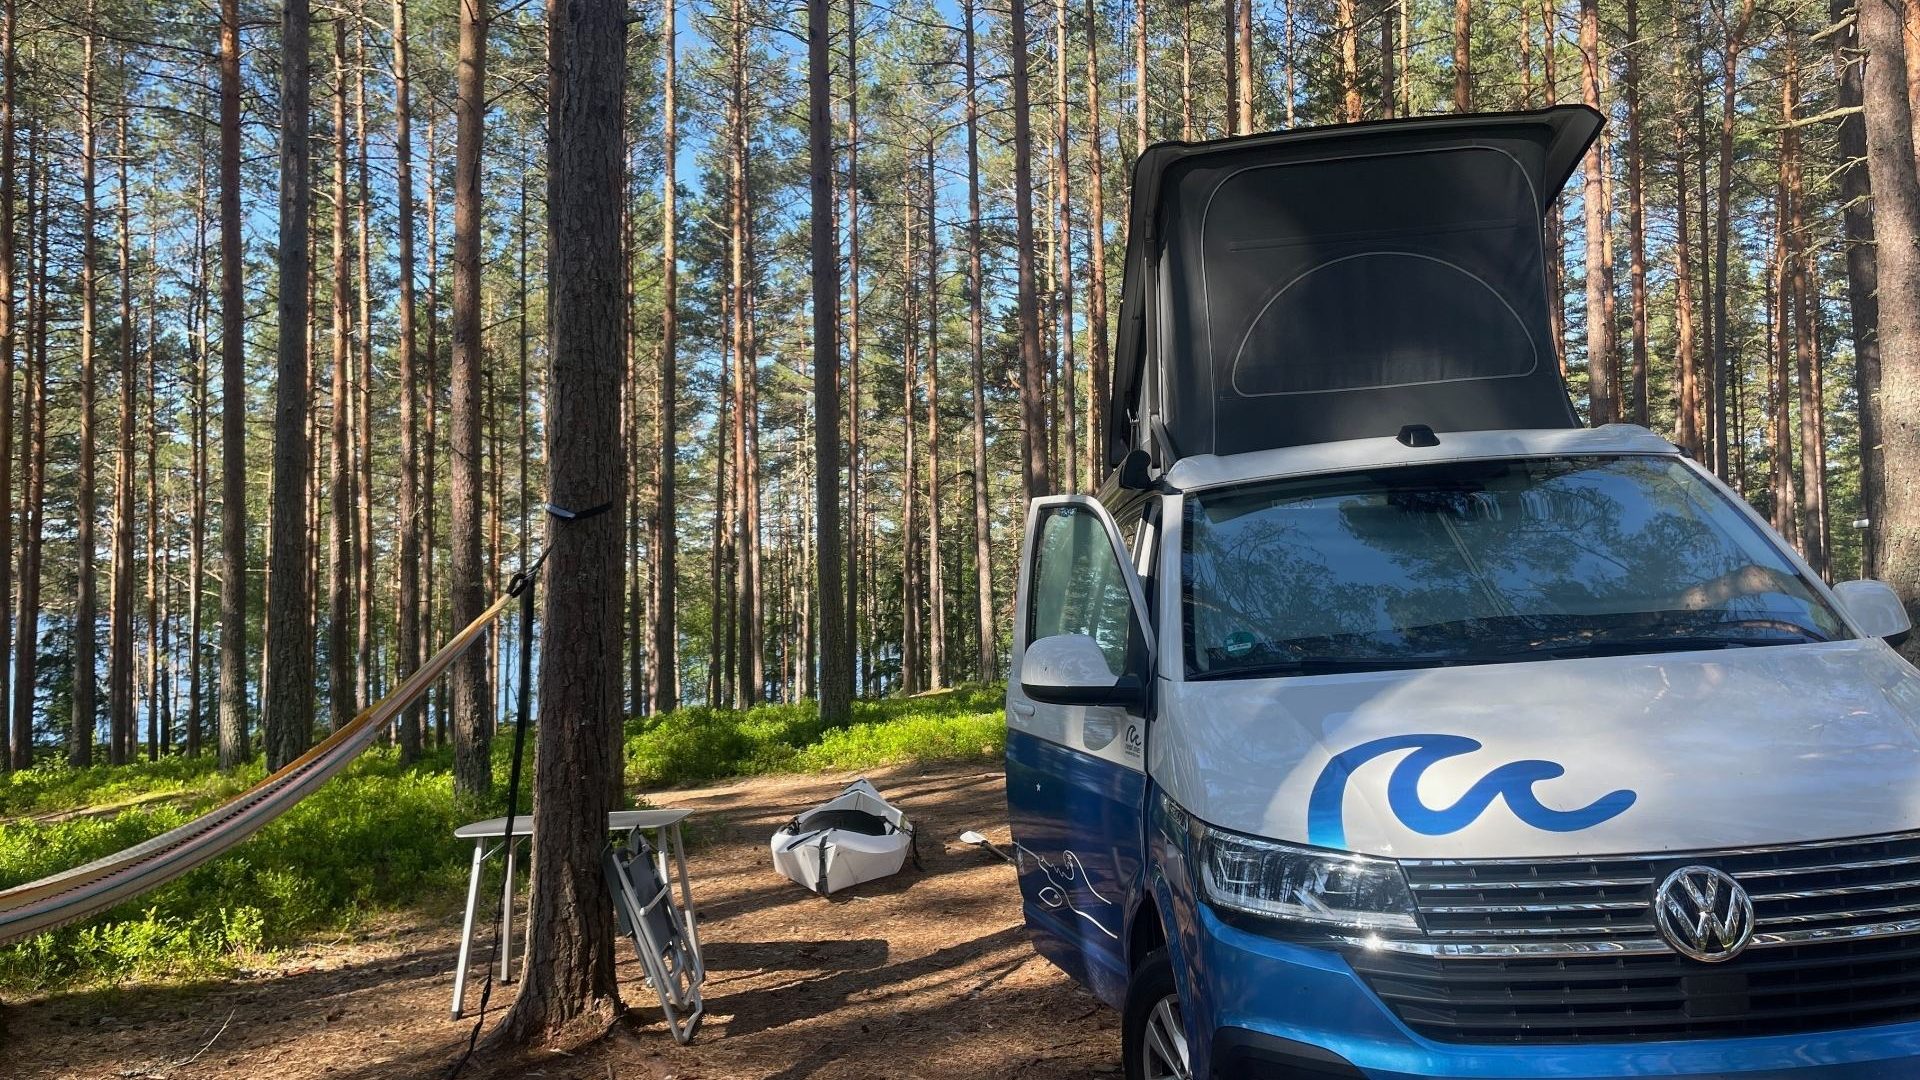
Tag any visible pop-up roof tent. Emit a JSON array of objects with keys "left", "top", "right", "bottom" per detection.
[{"left": 1104, "top": 105, "right": 1605, "bottom": 477}]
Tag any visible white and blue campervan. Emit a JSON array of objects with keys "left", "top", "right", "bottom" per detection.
[{"left": 1004, "top": 105, "right": 1920, "bottom": 1079}]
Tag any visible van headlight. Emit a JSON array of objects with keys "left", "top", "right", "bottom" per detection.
[{"left": 1197, "top": 823, "right": 1420, "bottom": 933}]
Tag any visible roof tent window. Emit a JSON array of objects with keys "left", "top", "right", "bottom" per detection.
[
  {"left": 1110, "top": 108, "right": 1602, "bottom": 466},
  {"left": 1207, "top": 148, "right": 1546, "bottom": 399}
]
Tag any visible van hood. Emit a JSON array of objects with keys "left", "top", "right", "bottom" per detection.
[{"left": 1149, "top": 639, "right": 1920, "bottom": 859}]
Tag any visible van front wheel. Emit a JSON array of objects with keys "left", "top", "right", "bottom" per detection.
[{"left": 1122, "top": 947, "right": 1192, "bottom": 1080}]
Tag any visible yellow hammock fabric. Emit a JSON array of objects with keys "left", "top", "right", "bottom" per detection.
[{"left": 0, "top": 591, "right": 517, "bottom": 945}]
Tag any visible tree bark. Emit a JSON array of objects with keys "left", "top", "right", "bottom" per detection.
[
  {"left": 1136, "top": 0, "right": 1149, "bottom": 153},
  {"left": 650, "top": 0, "right": 680, "bottom": 717},
  {"left": 72, "top": 1, "right": 100, "bottom": 768},
  {"left": 1014, "top": 0, "right": 1047, "bottom": 500},
  {"left": 1339, "top": 0, "right": 1362, "bottom": 121},
  {"left": 1454, "top": 0, "right": 1471, "bottom": 111},
  {"left": 450, "top": 0, "right": 491, "bottom": 795},
  {"left": 12, "top": 128, "right": 41, "bottom": 769},
  {"left": 1860, "top": 0, "right": 1920, "bottom": 629},
  {"left": 1833, "top": 0, "right": 1882, "bottom": 574},
  {"left": 811, "top": 0, "right": 850, "bottom": 725},
  {"left": 1086, "top": 0, "right": 1110, "bottom": 489},
  {"left": 391, "top": 0, "right": 423, "bottom": 759},
  {"left": 329, "top": 16, "right": 355, "bottom": 735},
  {"left": 353, "top": 5, "right": 375, "bottom": 717},
  {"left": 189, "top": 158, "right": 209, "bottom": 758},
  {"left": 1579, "top": 0, "right": 1615, "bottom": 424},
  {"left": 965, "top": 0, "right": 995, "bottom": 682},
  {"left": 1671, "top": 1, "right": 1701, "bottom": 457},
  {"left": 1624, "top": 0, "right": 1647, "bottom": 425},
  {"left": 924, "top": 145, "right": 946, "bottom": 689},
  {"left": 1709, "top": 0, "right": 1753, "bottom": 475},
  {"left": 109, "top": 105, "right": 136, "bottom": 766},
  {"left": 217, "top": 0, "right": 249, "bottom": 767},
  {"left": 492, "top": 0, "right": 627, "bottom": 1042},
  {"left": 0, "top": 0, "right": 13, "bottom": 769},
  {"left": 1236, "top": 0, "right": 1254, "bottom": 132}
]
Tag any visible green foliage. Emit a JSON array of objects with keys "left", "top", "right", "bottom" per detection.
[
  {"left": 0, "top": 689, "right": 1009, "bottom": 991},
  {"left": 625, "top": 685, "right": 1005, "bottom": 787},
  {"left": 0, "top": 746, "right": 503, "bottom": 993}
]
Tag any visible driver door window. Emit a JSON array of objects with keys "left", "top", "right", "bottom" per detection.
[{"left": 1028, "top": 505, "right": 1137, "bottom": 678}]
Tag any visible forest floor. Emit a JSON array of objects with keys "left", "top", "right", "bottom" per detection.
[{"left": 3, "top": 761, "right": 1121, "bottom": 1080}]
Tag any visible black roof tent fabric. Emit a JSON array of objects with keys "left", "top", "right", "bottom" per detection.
[{"left": 1105, "top": 106, "right": 1604, "bottom": 471}]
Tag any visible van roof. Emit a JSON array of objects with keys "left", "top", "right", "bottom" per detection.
[
  {"left": 1106, "top": 106, "right": 1605, "bottom": 476},
  {"left": 1161, "top": 424, "right": 1682, "bottom": 492}
]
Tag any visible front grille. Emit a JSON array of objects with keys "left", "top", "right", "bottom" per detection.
[{"left": 1347, "top": 832, "right": 1920, "bottom": 1042}]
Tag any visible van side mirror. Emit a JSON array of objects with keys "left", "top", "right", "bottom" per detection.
[
  {"left": 1833, "top": 579, "right": 1913, "bottom": 648},
  {"left": 1020, "top": 634, "right": 1146, "bottom": 708}
]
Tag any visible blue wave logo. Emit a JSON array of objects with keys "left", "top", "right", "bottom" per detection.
[{"left": 1307, "top": 734, "right": 1637, "bottom": 849}]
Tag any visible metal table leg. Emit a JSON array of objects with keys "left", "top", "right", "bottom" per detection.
[
  {"left": 451, "top": 838, "right": 486, "bottom": 1019},
  {"left": 500, "top": 837, "right": 517, "bottom": 983}
]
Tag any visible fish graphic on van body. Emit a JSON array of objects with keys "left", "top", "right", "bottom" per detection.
[{"left": 1306, "top": 733, "right": 1638, "bottom": 849}]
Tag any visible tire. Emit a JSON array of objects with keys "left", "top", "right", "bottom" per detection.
[{"left": 1123, "top": 946, "right": 1194, "bottom": 1080}]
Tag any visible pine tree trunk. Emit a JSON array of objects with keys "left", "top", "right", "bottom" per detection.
[
  {"left": 353, "top": 8, "right": 375, "bottom": 717},
  {"left": 109, "top": 106, "right": 137, "bottom": 766},
  {"left": 1014, "top": 0, "right": 1048, "bottom": 500},
  {"left": 72, "top": 2, "right": 100, "bottom": 768},
  {"left": 1859, "top": 0, "right": 1920, "bottom": 631},
  {"left": 12, "top": 129, "right": 41, "bottom": 769},
  {"left": 924, "top": 146, "right": 946, "bottom": 690},
  {"left": 965, "top": 0, "right": 995, "bottom": 682},
  {"left": 1181, "top": 0, "right": 1194, "bottom": 139},
  {"left": 492, "top": 0, "right": 627, "bottom": 1042},
  {"left": 1236, "top": 0, "right": 1254, "bottom": 131},
  {"left": 844, "top": 0, "right": 864, "bottom": 690},
  {"left": 188, "top": 159, "right": 208, "bottom": 758},
  {"left": 1710, "top": 0, "right": 1752, "bottom": 475},
  {"left": 1624, "top": 0, "right": 1648, "bottom": 425},
  {"left": 449, "top": 0, "right": 491, "bottom": 795},
  {"left": 217, "top": 0, "right": 249, "bottom": 767},
  {"left": 650, "top": 0, "right": 680, "bottom": 716},
  {"left": 1454, "top": 0, "right": 1472, "bottom": 111},
  {"left": 1833, "top": 0, "right": 1882, "bottom": 575},
  {"left": 1670, "top": 3, "right": 1701, "bottom": 457},
  {"left": 1767, "top": 184, "right": 1798, "bottom": 543},
  {"left": 0, "top": 0, "right": 12, "bottom": 769},
  {"left": 424, "top": 113, "right": 442, "bottom": 747},
  {"left": 1579, "top": 0, "right": 1615, "bottom": 424},
  {"left": 1136, "top": 0, "right": 1149, "bottom": 152},
  {"left": 391, "top": 0, "right": 423, "bottom": 759},
  {"left": 901, "top": 183, "right": 922, "bottom": 695},
  {"left": 1086, "top": 0, "right": 1110, "bottom": 488},
  {"left": 1340, "top": 0, "right": 1362, "bottom": 121},
  {"left": 1054, "top": 0, "right": 1076, "bottom": 492},
  {"left": 328, "top": 18, "right": 355, "bottom": 735},
  {"left": 1782, "top": 34, "right": 1827, "bottom": 574},
  {"left": 811, "top": 0, "right": 850, "bottom": 725}
]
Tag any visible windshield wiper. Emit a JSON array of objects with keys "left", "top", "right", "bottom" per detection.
[
  {"left": 1190, "top": 656, "right": 1459, "bottom": 681},
  {"left": 1497, "top": 635, "right": 1818, "bottom": 662}
]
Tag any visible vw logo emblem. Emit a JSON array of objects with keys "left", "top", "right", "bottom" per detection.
[{"left": 1654, "top": 865, "right": 1755, "bottom": 962}]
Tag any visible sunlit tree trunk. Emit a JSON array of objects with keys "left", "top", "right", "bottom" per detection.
[
  {"left": 72, "top": 1, "right": 101, "bottom": 768},
  {"left": 1087, "top": 0, "right": 1110, "bottom": 488},
  {"left": 12, "top": 129, "right": 41, "bottom": 769},
  {"left": 0, "top": 0, "right": 12, "bottom": 769},
  {"left": 328, "top": 17, "right": 355, "bottom": 735},
  {"left": 1670, "top": 3, "right": 1701, "bottom": 456},
  {"left": 650, "top": 0, "right": 680, "bottom": 716},
  {"left": 1859, "top": 0, "right": 1920, "bottom": 631},
  {"left": 1624, "top": 0, "right": 1647, "bottom": 425},
  {"left": 811, "top": 0, "right": 849, "bottom": 725},
  {"left": 391, "top": 0, "right": 423, "bottom": 759},
  {"left": 925, "top": 144, "right": 946, "bottom": 690},
  {"left": 1579, "top": 0, "right": 1616, "bottom": 424},
  {"left": 449, "top": 0, "right": 491, "bottom": 794},
  {"left": 492, "top": 0, "right": 627, "bottom": 1042},
  {"left": 216, "top": 0, "right": 249, "bottom": 767},
  {"left": 108, "top": 104, "right": 137, "bottom": 766},
  {"left": 964, "top": 0, "right": 995, "bottom": 681},
  {"left": 1454, "top": 0, "right": 1471, "bottom": 111},
  {"left": 1015, "top": 0, "right": 1047, "bottom": 501}
]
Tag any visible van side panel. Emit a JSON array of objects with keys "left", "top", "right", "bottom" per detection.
[{"left": 1005, "top": 726, "right": 1145, "bottom": 1009}]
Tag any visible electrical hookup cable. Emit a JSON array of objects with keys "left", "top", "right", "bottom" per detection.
[{"left": 447, "top": 545, "right": 548, "bottom": 1080}]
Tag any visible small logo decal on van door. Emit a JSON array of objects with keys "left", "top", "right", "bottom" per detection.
[{"left": 1306, "top": 734, "right": 1637, "bottom": 849}]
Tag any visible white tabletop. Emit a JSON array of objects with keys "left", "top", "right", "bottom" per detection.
[{"left": 455, "top": 808, "right": 690, "bottom": 839}]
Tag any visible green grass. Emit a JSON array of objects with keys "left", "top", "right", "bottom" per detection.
[
  {"left": 0, "top": 687, "right": 1008, "bottom": 993},
  {"left": 623, "top": 684, "right": 1005, "bottom": 786}
]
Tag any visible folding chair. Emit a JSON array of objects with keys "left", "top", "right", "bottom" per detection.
[{"left": 605, "top": 821, "right": 706, "bottom": 1044}]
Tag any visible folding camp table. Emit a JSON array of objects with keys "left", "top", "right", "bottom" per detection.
[{"left": 450, "top": 807, "right": 703, "bottom": 1041}]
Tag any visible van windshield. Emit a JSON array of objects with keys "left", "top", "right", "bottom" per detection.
[{"left": 1182, "top": 455, "right": 1848, "bottom": 679}]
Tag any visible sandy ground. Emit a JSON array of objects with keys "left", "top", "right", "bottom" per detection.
[{"left": 2, "top": 762, "right": 1121, "bottom": 1080}]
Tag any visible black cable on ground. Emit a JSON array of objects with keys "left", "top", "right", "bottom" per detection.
[{"left": 447, "top": 550, "right": 546, "bottom": 1080}]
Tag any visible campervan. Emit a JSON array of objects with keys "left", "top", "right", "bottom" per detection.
[{"left": 1004, "top": 105, "right": 1920, "bottom": 1078}]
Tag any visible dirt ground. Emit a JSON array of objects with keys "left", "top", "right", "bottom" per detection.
[{"left": 2, "top": 762, "right": 1122, "bottom": 1080}]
